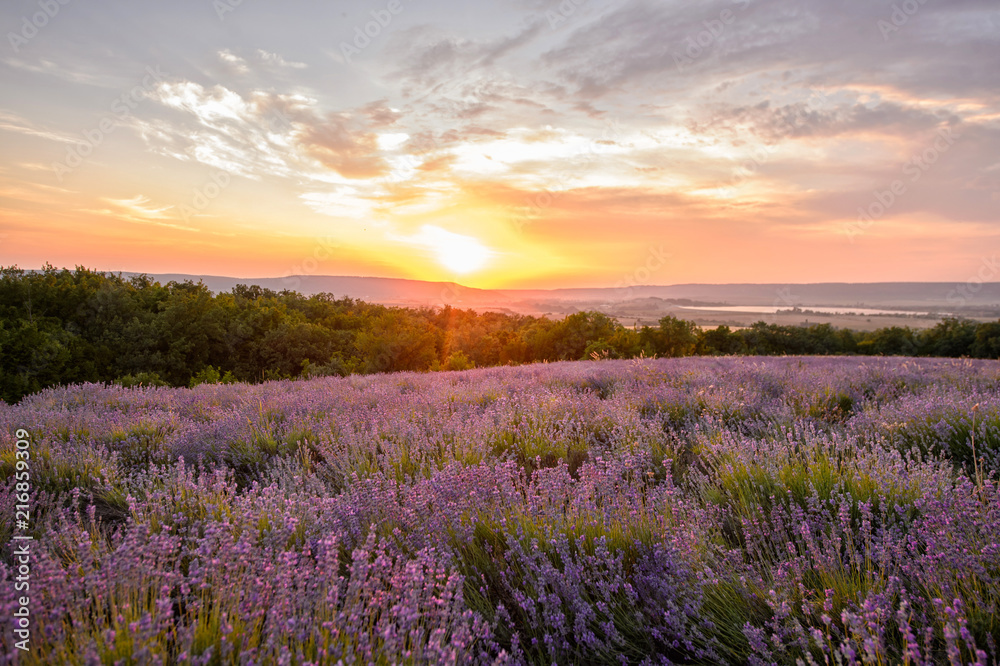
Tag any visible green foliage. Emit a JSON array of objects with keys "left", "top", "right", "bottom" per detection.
[
  {"left": 528, "top": 311, "right": 621, "bottom": 360},
  {"left": 114, "top": 372, "right": 169, "bottom": 388},
  {"left": 188, "top": 365, "right": 236, "bottom": 388},
  {"left": 301, "top": 356, "right": 349, "bottom": 378},
  {"left": 696, "top": 325, "right": 747, "bottom": 355},
  {"left": 857, "top": 325, "right": 917, "bottom": 356},
  {"left": 444, "top": 350, "right": 475, "bottom": 371},
  {"left": 971, "top": 321, "right": 1000, "bottom": 358},
  {"left": 655, "top": 315, "right": 700, "bottom": 357},
  {"left": 4, "top": 265, "right": 1000, "bottom": 403}
]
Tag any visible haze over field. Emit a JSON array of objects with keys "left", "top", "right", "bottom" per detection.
[
  {"left": 1, "top": 0, "right": 999, "bottom": 288},
  {"left": 118, "top": 272, "right": 1000, "bottom": 330},
  {"left": 129, "top": 273, "right": 1000, "bottom": 308}
]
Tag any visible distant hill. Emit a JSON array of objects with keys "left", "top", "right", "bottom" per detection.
[
  {"left": 127, "top": 274, "right": 496, "bottom": 307},
  {"left": 122, "top": 274, "right": 1000, "bottom": 313}
]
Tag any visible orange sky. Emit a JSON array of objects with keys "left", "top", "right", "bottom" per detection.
[{"left": 1, "top": 0, "right": 998, "bottom": 289}]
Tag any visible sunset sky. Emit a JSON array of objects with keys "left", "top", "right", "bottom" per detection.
[{"left": 1, "top": 0, "right": 998, "bottom": 288}]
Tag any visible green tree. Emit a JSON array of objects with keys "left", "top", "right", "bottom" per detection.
[
  {"left": 697, "top": 325, "right": 747, "bottom": 355},
  {"left": 543, "top": 312, "right": 621, "bottom": 360},
  {"left": 258, "top": 320, "right": 338, "bottom": 378},
  {"left": 0, "top": 317, "right": 72, "bottom": 403},
  {"left": 352, "top": 310, "right": 441, "bottom": 373},
  {"left": 857, "top": 326, "right": 917, "bottom": 356},
  {"left": 917, "top": 318, "right": 976, "bottom": 357},
  {"left": 654, "top": 315, "right": 699, "bottom": 357},
  {"left": 971, "top": 322, "right": 1000, "bottom": 358},
  {"left": 152, "top": 281, "right": 228, "bottom": 385}
]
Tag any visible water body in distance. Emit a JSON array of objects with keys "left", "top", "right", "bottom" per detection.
[{"left": 677, "top": 305, "right": 940, "bottom": 316}]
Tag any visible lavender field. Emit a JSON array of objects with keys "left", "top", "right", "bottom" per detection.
[{"left": 1, "top": 356, "right": 999, "bottom": 665}]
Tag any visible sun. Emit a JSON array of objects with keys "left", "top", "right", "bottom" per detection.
[{"left": 420, "top": 226, "right": 492, "bottom": 274}]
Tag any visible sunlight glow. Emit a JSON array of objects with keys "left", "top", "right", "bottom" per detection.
[{"left": 417, "top": 225, "right": 492, "bottom": 274}]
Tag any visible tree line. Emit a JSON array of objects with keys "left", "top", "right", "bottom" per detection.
[{"left": 2, "top": 266, "right": 1000, "bottom": 404}]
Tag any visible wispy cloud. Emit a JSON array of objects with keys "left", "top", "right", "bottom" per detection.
[
  {"left": 101, "top": 195, "right": 173, "bottom": 219},
  {"left": 0, "top": 110, "right": 77, "bottom": 144},
  {"left": 217, "top": 48, "right": 308, "bottom": 75},
  {"left": 217, "top": 49, "right": 249, "bottom": 75},
  {"left": 256, "top": 50, "right": 307, "bottom": 70}
]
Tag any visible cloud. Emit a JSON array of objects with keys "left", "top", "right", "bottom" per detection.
[
  {"left": 385, "top": 22, "right": 547, "bottom": 101},
  {"left": 217, "top": 49, "right": 308, "bottom": 76},
  {"left": 217, "top": 49, "right": 249, "bottom": 75},
  {"left": 140, "top": 80, "right": 391, "bottom": 180},
  {"left": 297, "top": 113, "right": 388, "bottom": 179},
  {"left": 416, "top": 153, "right": 457, "bottom": 173},
  {"left": 83, "top": 195, "right": 199, "bottom": 231},
  {"left": 101, "top": 195, "right": 173, "bottom": 219},
  {"left": 0, "top": 181, "right": 74, "bottom": 205},
  {"left": 1, "top": 57, "right": 122, "bottom": 87},
  {"left": 255, "top": 50, "right": 307, "bottom": 69},
  {"left": 0, "top": 110, "right": 78, "bottom": 144},
  {"left": 538, "top": 0, "right": 1000, "bottom": 104},
  {"left": 137, "top": 82, "right": 279, "bottom": 179},
  {"left": 300, "top": 188, "right": 379, "bottom": 218},
  {"left": 690, "top": 97, "right": 961, "bottom": 144},
  {"left": 360, "top": 100, "right": 403, "bottom": 127},
  {"left": 154, "top": 81, "right": 252, "bottom": 122}
]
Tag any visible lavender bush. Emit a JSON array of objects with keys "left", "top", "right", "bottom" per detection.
[{"left": 2, "top": 356, "right": 998, "bottom": 664}]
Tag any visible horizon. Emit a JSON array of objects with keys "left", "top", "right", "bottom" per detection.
[
  {"left": 11, "top": 264, "right": 1000, "bottom": 293},
  {"left": 1, "top": 1, "right": 999, "bottom": 289}
]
